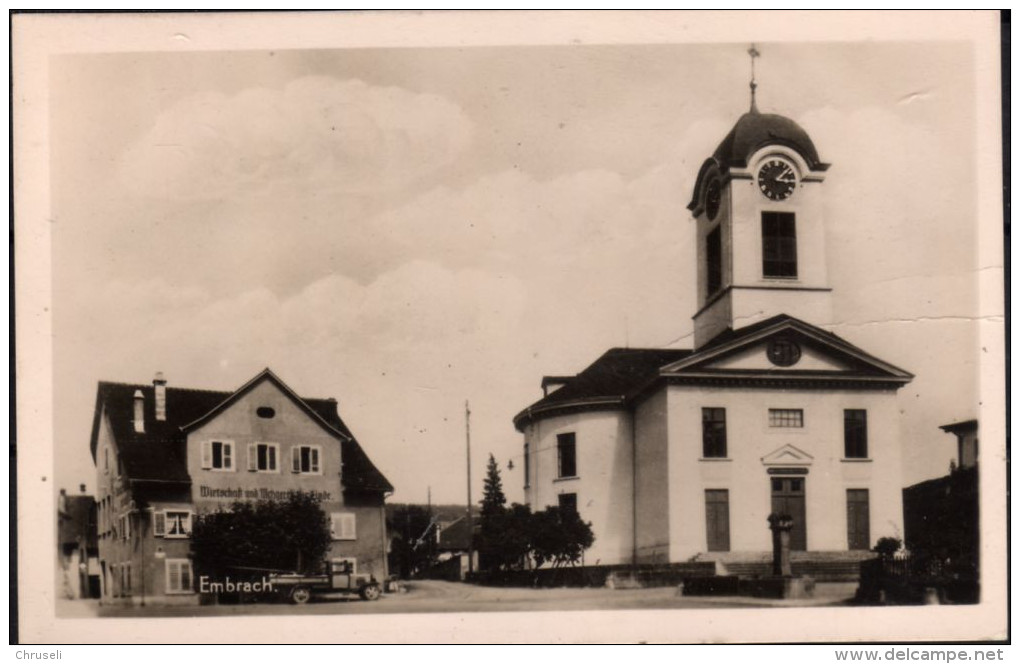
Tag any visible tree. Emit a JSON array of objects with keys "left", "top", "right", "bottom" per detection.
[
  {"left": 530, "top": 506, "right": 595, "bottom": 569},
  {"left": 476, "top": 454, "right": 509, "bottom": 571},
  {"left": 191, "top": 492, "right": 332, "bottom": 581},
  {"left": 480, "top": 453, "right": 507, "bottom": 518}
]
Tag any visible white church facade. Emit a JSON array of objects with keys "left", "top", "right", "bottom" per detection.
[{"left": 514, "top": 80, "right": 913, "bottom": 567}]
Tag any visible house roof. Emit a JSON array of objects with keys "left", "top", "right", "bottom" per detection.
[
  {"left": 711, "top": 110, "right": 825, "bottom": 171},
  {"left": 940, "top": 420, "right": 978, "bottom": 435},
  {"left": 515, "top": 314, "right": 913, "bottom": 430},
  {"left": 89, "top": 370, "right": 393, "bottom": 493},
  {"left": 513, "top": 347, "right": 694, "bottom": 430},
  {"left": 437, "top": 516, "right": 474, "bottom": 551}
]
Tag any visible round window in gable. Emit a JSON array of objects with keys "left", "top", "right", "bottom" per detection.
[
  {"left": 767, "top": 338, "right": 802, "bottom": 367},
  {"left": 256, "top": 407, "right": 276, "bottom": 419}
]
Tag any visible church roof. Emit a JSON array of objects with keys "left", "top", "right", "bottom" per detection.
[
  {"left": 712, "top": 109, "right": 825, "bottom": 171},
  {"left": 513, "top": 347, "right": 693, "bottom": 430},
  {"left": 89, "top": 370, "right": 393, "bottom": 494},
  {"left": 514, "top": 315, "right": 913, "bottom": 431}
]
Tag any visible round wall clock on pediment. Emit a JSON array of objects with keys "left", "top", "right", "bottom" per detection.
[
  {"left": 767, "top": 338, "right": 801, "bottom": 367},
  {"left": 756, "top": 156, "right": 798, "bottom": 201},
  {"left": 705, "top": 179, "right": 722, "bottom": 220}
]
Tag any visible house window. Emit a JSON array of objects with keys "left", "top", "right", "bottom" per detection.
[
  {"left": 844, "top": 410, "right": 868, "bottom": 458},
  {"left": 154, "top": 510, "right": 192, "bottom": 538},
  {"left": 291, "top": 445, "right": 322, "bottom": 474},
  {"left": 165, "top": 559, "right": 194, "bottom": 594},
  {"left": 557, "top": 433, "right": 577, "bottom": 478},
  {"left": 762, "top": 212, "right": 797, "bottom": 278},
  {"left": 769, "top": 409, "right": 804, "bottom": 428},
  {"left": 706, "top": 226, "right": 723, "bottom": 296},
  {"left": 330, "top": 512, "right": 357, "bottom": 541},
  {"left": 558, "top": 493, "right": 578, "bottom": 515},
  {"left": 702, "top": 408, "right": 727, "bottom": 458},
  {"left": 104, "top": 448, "right": 109, "bottom": 473},
  {"left": 248, "top": 442, "right": 279, "bottom": 472},
  {"left": 201, "top": 440, "right": 235, "bottom": 471},
  {"left": 118, "top": 513, "right": 131, "bottom": 541},
  {"left": 120, "top": 563, "right": 132, "bottom": 596}
]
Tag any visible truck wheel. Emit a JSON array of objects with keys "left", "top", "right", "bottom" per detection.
[
  {"left": 290, "top": 586, "right": 312, "bottom": 605},
  {"left": 360, "top": 584, "right": 381, "bottom": 601}
]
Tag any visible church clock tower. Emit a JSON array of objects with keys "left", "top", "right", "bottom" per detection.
[{"left": 688, "top": 47, "right": 833, "bottom": 349}]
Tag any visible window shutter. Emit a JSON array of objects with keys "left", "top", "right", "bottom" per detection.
[
  {"left": 168, "top": 562, "right": 180, "bottom": 592},
  {"left": 344, "top": 513, "right": 356, "bottom": 540},
  {"left": 223, "top": 442, "right": 233, "bottom": 470},
  {"left": 292, "top": 446, "right": 301, "bottom": 473},
  {"left": 154, "top": 511, "right": 165, "bottom": 537},
  {"left": 248, "top": 443, "right": 257, "bottom": 471},
  {"left": 201, "top": 442, "right": 212, "bottom": 470},
  {"left": 311, "top": 448, "right": 320, "bottom": 474},
  {"left": 330, "top": 513, "right": 341, "bottom": 540},
  {"left": 183, "top": 512, "right": 192, "bottom": 536}
]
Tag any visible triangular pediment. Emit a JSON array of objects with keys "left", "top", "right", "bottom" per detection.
[
  {"left": 659, "top": 315, "right": 912, "bottom": 384},
  {"left": 761, "top": 444, "right": 814, "bottom": 467}
]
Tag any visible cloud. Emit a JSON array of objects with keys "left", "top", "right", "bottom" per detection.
[{"left": 118, "top": 76, "right": 474, "bottom": 200}]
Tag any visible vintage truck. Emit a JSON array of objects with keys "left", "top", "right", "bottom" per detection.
[{"left": 269, "top": 560, "right": 382, "bottom": 604}]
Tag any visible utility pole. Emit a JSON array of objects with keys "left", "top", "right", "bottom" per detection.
[{"left": 465, "top": 400, "right": 474, "bottom": 575}]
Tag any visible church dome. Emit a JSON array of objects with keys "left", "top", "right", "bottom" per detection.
[{"left": 712, "top": 109, "right": 823, "bottom": 170}]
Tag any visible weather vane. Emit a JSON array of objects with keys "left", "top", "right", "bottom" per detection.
[{"left": 748, "top": 44, "right": 761, "bottom": 112}]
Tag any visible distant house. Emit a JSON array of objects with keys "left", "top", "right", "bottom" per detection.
[
  {"left": 901, "top": 420, "right": 979, "bottom": 601},
  {"left": 434, "top": 516, "right": 477, "bottom": 579},
  {"left": 57, "top": 485, "right": 99, "bottom": 599},
  {"left": 91, "top": 368, "right": 393, "bottom": 605},
  {"left": 940, "top": 420, "right": 978, "bottom": 470}
]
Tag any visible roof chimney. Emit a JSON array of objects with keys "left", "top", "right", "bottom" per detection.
[
  {"left": 153, "top": 371, "right": 167, "bottom": 422},
  {"left": 59, "top": 488, "right": 67, "bottom": 514},
  {"left": 133, "top": 389, "right": 145, "bottom": 433}
]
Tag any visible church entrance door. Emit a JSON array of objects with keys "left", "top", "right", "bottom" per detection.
[{"left": 770, "top": 477, "right": 806, "bottom": 551}]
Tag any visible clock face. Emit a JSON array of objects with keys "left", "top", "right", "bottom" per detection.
[
  {"left": 705, "top": 179, "right": 721, "bottom": 220},
  {"left": 767, "top": 338, "right": 801, "bottom": 367},
  {"left": 757, "top": 158, "right": 798, "bottom": 201}
]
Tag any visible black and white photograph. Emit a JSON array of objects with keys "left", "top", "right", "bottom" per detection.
[{"left": 13, "top": 10, "right": 1006, "bottom": 646}]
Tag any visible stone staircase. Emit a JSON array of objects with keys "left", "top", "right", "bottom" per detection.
[{"left": 691, "top": 550, "right": 877, "bottom": 582}]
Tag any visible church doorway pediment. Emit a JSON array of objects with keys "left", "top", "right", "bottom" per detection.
[{"left": 761, "top": 444, "right": 814, "bottom": 468}]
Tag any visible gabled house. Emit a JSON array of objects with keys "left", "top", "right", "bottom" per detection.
[{"left": 91, "top": 368, "right": 393, "bottom": 605}]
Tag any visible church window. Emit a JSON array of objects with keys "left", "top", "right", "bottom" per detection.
[
  {"left": 558, "top": 492, "right": 578, "bottom": 515},
  {"left": 557, "top": 433, "right": 577, "bottom": 478},
  {"left": 702, "top": 408, "right": 727, "bottom": 458},
  {"left": 524, "top": 442, "right": 530, "bottom": 489},
  {"left": 844, "top": 410, "right": 868, "bottom": 458},
  {"left": 706, "top": 226, "right": 723, "bottom": 296},
  {"left": 768, "top": 409, "right": 804, "bottom": 428},
  {"left": 762, "top": 212, "right": 797, "bottom": 278}
]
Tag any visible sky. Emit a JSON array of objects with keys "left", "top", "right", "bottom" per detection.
[{"left": 48, "top": 34, "right": 988, "bottom": 507}]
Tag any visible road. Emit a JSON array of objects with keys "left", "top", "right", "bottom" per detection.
[{"left": 65, "top": 579, "right": 854, "bottom": 618}]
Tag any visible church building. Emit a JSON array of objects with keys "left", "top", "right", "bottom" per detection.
[
  {"left": 91, "top": 368, "right": 393, "bottom": 604},
  {"left": 514, "top": 62, "right": 913, "bottom": 567}
]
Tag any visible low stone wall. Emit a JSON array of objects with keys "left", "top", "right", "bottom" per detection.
[{"left": 469, "top": 562, "right": 717, "bottom": 589}]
